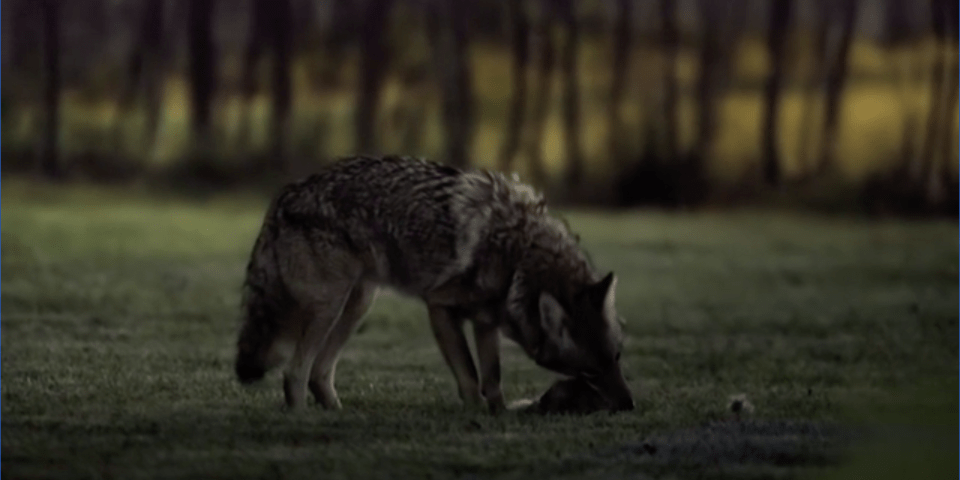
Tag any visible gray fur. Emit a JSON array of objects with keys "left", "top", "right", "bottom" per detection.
[{"left": 235, "top": 155, "right": 634, "bottom": 412}]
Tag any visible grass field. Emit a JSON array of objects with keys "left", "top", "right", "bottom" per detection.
[{"left": 1, "top": 179, "right": 957, "bottom": 479}]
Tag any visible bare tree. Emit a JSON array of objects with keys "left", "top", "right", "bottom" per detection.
[
  {"left": 302, "top": 0, "right": 353, "bottom": 159},
  {"left": 497, "top": 0, "right": 530, "bottom": 172},
  {"left": 692, "top": 0, "right": 743, "bottom": 165},
  {"left": 355, "top": 0, "right": 395, "bottom": 154},
  {"left": 237, "top": 0, "right": 267, "bottom": 153},
  {"left": 659, "top": 0, "right": 679, "bottom": 162},
  {"left": 918, "top": 0, "right": 959, "bottom": 202},
  {"left": 383, "top": 1, "right": 432, "bottom": 155},
  {"left": 693, "top": 0, "right": 720, "bottom": 163},
  {"left": 1, "top": 0, "right": 11, "bottom": 77},
  {"left": 920, "top": 0, "right": 948, "bottom": 181},
  {"left": 875, "top": 0, "right": 929, "bottom": 185},
  {"left": 187, "top": 0, "right": 218, "bottom": 155},
  {"left": 391, "top": 64, "right": 431, "bottom": 154},
  {"left": 556, "top": 0, "right": 584, "bottom": 191},
  {"left": 882, "top": 0, "right": 916, "bottom": 47},
  {"left": 523, "top": 1, "right": 556, "bottom": 184},
  {"left": 268, "top": 0, "right": 293, "bottom": 168},
  {"left": 430, "top": 0, "right": 475, "bottom": 169},
  {"left": 761, "top": 0, "right": 793, "bottom": 186},
  {"left": 40, "top": 0, "right": 61, "bottom": 179},
  {"left": 815, "top": 0, "right": 859, "bottom": 176},
  {"left": 939, "top": 0, "right": 959, "bottom": 184},
  {"left": 607, "top": 0, "right": 632, "bottom": 162},
  {"left": 795, "top": 0, "right": 830, "bottom": 176},
  {"left": 117, "top": 0, "right": 166, "bottom": 154},
  {"left": 2, "top": 0, "right": 33, "bottom": 121}
]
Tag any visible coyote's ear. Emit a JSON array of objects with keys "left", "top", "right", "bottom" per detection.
[
  {"left": 590, "top": 272, "right": 618, "bottom": 316},
  {"left": 538, "top": 291, "right": 571, "bottom": 346}
]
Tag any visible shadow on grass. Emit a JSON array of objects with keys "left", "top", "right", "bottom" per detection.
[{"left": 600, "top": 419, "right": 858, "bottom": 468}]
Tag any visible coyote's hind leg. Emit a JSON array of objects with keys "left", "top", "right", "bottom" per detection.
[{"left": 309, "top": 282, "right": 379, "bottom": 409}]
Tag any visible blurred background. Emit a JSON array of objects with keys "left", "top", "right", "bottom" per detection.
[
  {"left": 2, "top": 3, "right": 958, "bottom": 478},
  {"left": 1, "top": 0, "right": 957, "bottom": 215}
]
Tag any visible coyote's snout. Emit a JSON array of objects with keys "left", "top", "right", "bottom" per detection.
[{"left": 234, "top": 155, "right": 634, "bottom": 413}]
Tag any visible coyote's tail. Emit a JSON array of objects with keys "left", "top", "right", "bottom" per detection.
[{"left": 235, "top": 195, "right": 293, "bottom": 384}]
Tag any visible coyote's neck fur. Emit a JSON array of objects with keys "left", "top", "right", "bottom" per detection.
[
  {"left": 436, "top": 167, "right": 601, "bottom": 355},
  {"left": 430, "top": 166, "right": 598, "bottom": 302}
]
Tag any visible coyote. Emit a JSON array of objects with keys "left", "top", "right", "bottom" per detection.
[{"left": 234, "top": 155, "right": 634, "bottom": 413}]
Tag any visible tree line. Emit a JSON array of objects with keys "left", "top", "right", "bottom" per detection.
[{"left": 2, "top": 0, "right": 957, "bottom": 211}]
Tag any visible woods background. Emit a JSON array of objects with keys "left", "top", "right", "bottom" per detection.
[
  {"left": 1, "top": 0, "right": 958, "bottom": 214},
  {"left": 2, "top": 4, "right": 958, "bottom": 478}
]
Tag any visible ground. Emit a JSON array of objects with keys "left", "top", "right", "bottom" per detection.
[{"left": 1, "top": 179, "right": 957, "bottom": 479}]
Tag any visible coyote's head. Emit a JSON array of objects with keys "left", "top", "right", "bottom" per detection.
[{"left": 509, "top": 271, "right": 635, "bottom": 412}]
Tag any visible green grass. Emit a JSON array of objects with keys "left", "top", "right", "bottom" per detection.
[{"left": 1, "top": 179, "right": 957, "bottom": 479}]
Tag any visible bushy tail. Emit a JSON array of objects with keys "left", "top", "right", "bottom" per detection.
[{"left": 235, "top": 199, "right": 292, "bottom": 384}]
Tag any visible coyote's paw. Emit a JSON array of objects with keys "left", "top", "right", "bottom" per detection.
[{"left": 486, "top": 395, "right": 507, "bottom": 415}]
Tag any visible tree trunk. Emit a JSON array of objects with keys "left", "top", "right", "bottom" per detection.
[
  {"left": 1, "top": 0, "right": 13, "bottom": 130},
  {"left": 918, "top": 0, "right": 946, "bottom": 182},
  {"left": 691, "top": 0, "right": 744, "bottom": 175},
  {"left": 816, "top": 0, "right": 858, "bottom": 176},
  {"left": 881, "top": 0, "right": 922, "bottom": 175},
  {"left": 939, "top": 0, "right": 959, "bottom": 182},
  {"left": 940, "top": 62, "right": 958, "bottom": 181},
  {"left": 354, "top": 0, "right": 394, "bottom": 154},
  {"left": 435, "top": 0, "right": 475, "bottom": 169},
  {"left": 40, "top": 0, "right": 61, "bottom": 179},
  {"left": 497, "top": 0, "right": 530, "bottom": 173},
  {"left": 693, "top": 0, "right": 723, "bottom": 163},
  {"left": 524, "top": 3, "right": 555, "bottom": 185},
  {"left": 117, "top": 0, "right": 165, "bottom": 154},
  {"left": 269, "top": 0, "right": 293, "bottom": 169},
  {"left": 659, "top": 0, "right": 679, "bottom": 162},
  {"left": 761, "top": 0, "right": 792, "bottom": 186},
  {"left": 557, "top": 0, "right": 583, "bottom": 192},
  {"left": 187, "top": 0, "right": 218, "bottom": 155},
  {"left": 142, "top": 0, "right": 165, "bottom": 152},
  {"left": 796, "top": 0, "right": 830, "bottom": 177},
  {"left": 918, "top": 0, "right": 960, "bottom": 201},
  {"left": 238, "top": 0, "right": 267, "bottom": 153},
  {"left": 882, "top": 0, "right": 913, "bottom": 47},
  {"left": 608, "top": 0, "right": 632, "bottom": 163},
  {"left": 1, "top": 0, "right": 12, "bottom": 76},
  {"left": 395, "top": 66, "right": 430, "bottom": 154}
]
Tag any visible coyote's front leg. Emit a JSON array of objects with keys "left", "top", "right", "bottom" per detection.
[
  {"left": 473, "top": 320, "right": 505, "bottom": 414},
  {"left": 427, "top": 306, "right": 485, "bottom": 410}
]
